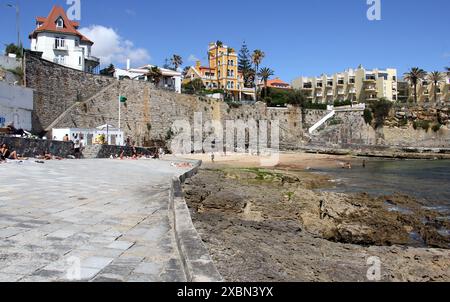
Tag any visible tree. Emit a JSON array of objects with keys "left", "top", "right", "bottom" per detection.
[
  {"left": 182, "top": 66, "right": 191, "bottom": 78},
  {"left": 170, "top": 54, "right": 183, "bottom": 71},
  {"left": 183, "top": 78, "right": 204, "bottom": 94},
  {"left": 252, "top": 50, "right": 265, "bottom": 102},
  {"left": 163, "top": 58, "right": 171, "bottom": 70},
  {"left": 145, "top": 66, "right": 163, "bottom": 85},
  {"left": 445, "top": 66, "right": 450, "bottom": 76},
  {"left": 404, "top": 67, "right": 427, "bottom": 104},
  {"left": 369, "top": 98, "right": 393, "bottom": 129},
  {"left": 238, "top": 42, "right": 254, "bottom": 88},
  {"left": 99, "top": 64, "right": 115, "bottom": 77},
  {"left": 286, "top": 89, "right": 306, "bottom": 107},
  {"left": 4, "top": 43, "right": 22, "bottom": 58},
  {"left": 214, "top": 41, "right": 223, "bottom": 89},
  {"left": 427, "top": 71, "right": 445, "bottom": 103},
  {"left": 258, "top": 67, "right": 274, "bottom": 98}
]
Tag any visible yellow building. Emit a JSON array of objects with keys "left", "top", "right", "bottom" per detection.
[
  {"left": 184, "top": 42, "right": 255, "bottom": 101},
  {"left": 292, "top": 66, "right": 398, "bottom": 104},
  {"left": 402, "top": 75, "right": 450, "bottom": 104}
]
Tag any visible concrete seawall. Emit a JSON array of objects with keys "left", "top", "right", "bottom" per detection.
[{"left": 170, "top": 160, "right": 223, "bottom": 282}]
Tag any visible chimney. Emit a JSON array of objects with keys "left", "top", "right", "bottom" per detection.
[
  {"left": 196, "top": 60, "right": 201, "bottom": 69},
  {"left": 126, "top": 59, "right": 131, "bottom": 70}
]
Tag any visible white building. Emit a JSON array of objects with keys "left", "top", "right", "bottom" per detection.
[
  {"left": 114, "top": 61, "right": 182, "bottom": 93},
  {"left": 0, "top": 81, "right": 34, "bottom": 131},
  {"left": 52, "top": 125, "right": 124, "bottom": 146},
  {"left": 29, "top": 5, "right": 100, "bottom": 73}
]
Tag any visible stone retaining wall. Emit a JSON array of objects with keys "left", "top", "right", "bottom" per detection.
[{"left": 0, "top": 136, "right": 74, "bottom": 158}]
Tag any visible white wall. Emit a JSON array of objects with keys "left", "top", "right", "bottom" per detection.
[
  {"left": 114, "top": 68, "right": 182, "bottom": 93},
  {"left": 0, "top": 56, "right": 21, "bottom": 70},
  {"left": 0, "top": 81, "right": 33, "bottom": 130}
]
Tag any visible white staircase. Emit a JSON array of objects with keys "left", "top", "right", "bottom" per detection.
[{"left": 308, "top": 110, "right": 336, "bottom": 135}]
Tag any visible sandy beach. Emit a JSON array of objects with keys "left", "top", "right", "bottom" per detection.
[{"left": 181, "top": 151, "right": 357, "bottom": 170}]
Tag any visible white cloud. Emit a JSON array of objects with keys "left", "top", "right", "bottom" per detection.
[
  {"left": 79, "top": 25, "right": 150, "bottom": 67},
  {"left": 188, "top": 54, "right": 199, "bottom": 62}
]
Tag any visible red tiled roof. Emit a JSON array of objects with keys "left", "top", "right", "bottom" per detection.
[
  {"left": 267, "top": 77, "right": 291, "bottom": 88},
  {"left": 29, "top": 6, "right": 93, "bottom": 44}
]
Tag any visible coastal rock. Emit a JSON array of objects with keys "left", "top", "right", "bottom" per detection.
[{"left": 183, "top": 168, "right": 450, "bottom": 282}]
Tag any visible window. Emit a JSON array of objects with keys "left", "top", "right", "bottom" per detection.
[
  {"left": 55, "top": 37, "right": 65, "bottom": 49},
  {"left": 56, "top": 18, "right": 64, "bottom": 28},
  {"left": 79, "top": 56, "right": 82, "bottom": 66}
]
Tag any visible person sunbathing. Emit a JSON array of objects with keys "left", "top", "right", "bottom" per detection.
[{"left": 0, "top": 144, "right": 18, "bottom": 160}]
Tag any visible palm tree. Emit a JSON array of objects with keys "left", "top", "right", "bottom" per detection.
[
  {"left": 170, "top": 54, "right": 183, "bottom": 71},
  {"left": 214, "top": 41, "right": 223, "bottom": 89},
  {"left": 258, "top": 67, "right": 274, "bottom": 98},
  {"left": 252, "top": 50, "right": 265, "bottom": 101},
  {"left": 145, "top": 66, "right": 163, "bottom": 86},
  {"left": 225, "top": 47, "right": 235, "bottom": 97},
  {"left": 404, "top": 67, "right": 427, "bottom": 104},
  {"left": 428, "top": 71, "right": 445, "bottom": 103}
]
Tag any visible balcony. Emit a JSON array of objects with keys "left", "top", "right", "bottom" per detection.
[
  {"left": 349, "top": 88, "right": 357, "bottom": 94},
  {"left": 365, "top": 86, "right": 377, "bottom": 92},
  {"left": 327, "top": 91, "right": 334, "bottom": 96},
  {"left": 338, "top": 90, "right": 345, "bottom": 95},
  {"left": 54, "top": 44, "right": 68, "bottom": 51},
  {"left": 302, "top": 83, "right": 313, "bottom": 90},
  {"left": 316, "top": 92, "right": 323, "bottom": 97},
  {"left": 85, "top": 56, "right": 100, "bottom": 63},
  {"left": 337, "top": 79, "right": 345, "bottom": 86},
  {"left": 364, "top": 76, "right": 376, "bottom": 82}
]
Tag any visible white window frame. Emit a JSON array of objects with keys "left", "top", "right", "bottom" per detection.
[{"left": 56, "top": 18, "right": 64, "bottom": 28}]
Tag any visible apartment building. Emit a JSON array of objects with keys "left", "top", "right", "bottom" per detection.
[
  {"left": 292, "top": 66, "right": 398, "bottom": 104},
  {"left": 29, "top": 6, "right": 100, "bottom": 73},
  {"left": 400, "top": 74, "right": 450, "bottom": 104},
  {"left": 184, "top": 42, "right": 255, "bottom": 100}
]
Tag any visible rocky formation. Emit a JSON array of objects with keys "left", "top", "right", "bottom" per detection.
[{"left": 183, "top": 168, "right": 450, "bottom": 282}]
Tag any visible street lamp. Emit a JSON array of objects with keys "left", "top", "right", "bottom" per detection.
[{"left": 6, "top": 2, "right": 21, "bottom": 49}]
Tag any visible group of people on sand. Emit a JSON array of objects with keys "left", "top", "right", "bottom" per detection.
[{"left": 111, "top": 147, "right": 164, "bottom": 161}]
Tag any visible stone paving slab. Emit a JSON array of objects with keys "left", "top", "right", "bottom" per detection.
[{"left": 0, "top": 159, "right": 193, "bottom": 282}]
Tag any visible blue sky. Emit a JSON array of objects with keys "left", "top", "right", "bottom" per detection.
[{"left": 0, "top": 0, "right": 449, "bottom": 81}]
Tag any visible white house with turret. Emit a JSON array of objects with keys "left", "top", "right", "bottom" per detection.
[{"left": 29, "top": 5, "right": 99, "bottom": 73}]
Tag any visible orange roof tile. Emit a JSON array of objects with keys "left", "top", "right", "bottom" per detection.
[
  {"left": 267, "top": 77, "right": 291, "bottom": 88},
  {"left": 29, "top": 6, "right": 93, "bottom": 44}
]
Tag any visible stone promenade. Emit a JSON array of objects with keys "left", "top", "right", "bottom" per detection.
[{"left": 0, "top": 159, "right": 195, "bottom": 282}]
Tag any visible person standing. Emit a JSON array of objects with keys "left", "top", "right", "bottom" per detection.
[{"left": 73, "top": 139, "right": 81, "bottom": 159}]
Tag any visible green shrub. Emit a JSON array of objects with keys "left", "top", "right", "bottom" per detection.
[
  {"left": 369, "top": 98, "right": 393, "bottom": 129},
  {"left": 432, "top": 123, "right": 442, "bottom": 132},
  {"left": 413, "top": 120, "right": 431, "bottom": 132},
  {"left": 303, "top": 102, "right": 328, "bottom": 110},
  {"left": 364, "top": 109, "right": 373, "bottom": 125},
  {"left": 398, "top": 117, "right": 408, "bottom": 127}
]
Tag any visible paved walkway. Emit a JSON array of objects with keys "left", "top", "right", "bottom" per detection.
[{"left": 0, "top": 159, "right": 193, "bottom": 282}]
